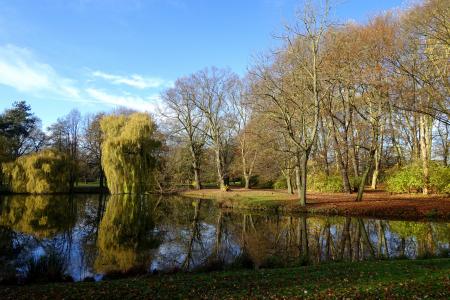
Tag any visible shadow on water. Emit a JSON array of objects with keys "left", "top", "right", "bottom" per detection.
[{"left": 0, "top": 193, "right": 449, "bottom": 284}]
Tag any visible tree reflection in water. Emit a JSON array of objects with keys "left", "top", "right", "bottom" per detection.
[
  {"left": 94, "top": 194, "right": 161, "bottom": 276},
  {"left": 0, "top": 194, "right": 449, "bottom": 283}
]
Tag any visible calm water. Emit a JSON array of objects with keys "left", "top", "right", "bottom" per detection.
[{"left": 0, "top": 194, "right": 449, "bottom": 282}]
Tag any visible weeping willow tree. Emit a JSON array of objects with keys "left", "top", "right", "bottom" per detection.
[
  {"left": 1, "top": 150, "right": 71, "bottom": 193},
  {"left": 100, "top": 113, "right": 161, "bottom": 194}
]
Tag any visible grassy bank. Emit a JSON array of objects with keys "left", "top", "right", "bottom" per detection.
[
  {"left": 1, "top": 259, "right": 449, "bottom": 299},
  {"left": 182, "top": 189, "right": 450, "bottom": 220}
]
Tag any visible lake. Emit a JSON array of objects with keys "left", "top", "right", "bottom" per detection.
[{"left": 1, "top": 194, "right": 449, "bottom": 283}]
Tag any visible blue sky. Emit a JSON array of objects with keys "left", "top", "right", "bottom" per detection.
[{"left": 0, "top": 0, "right": 404, "bottom": 129}]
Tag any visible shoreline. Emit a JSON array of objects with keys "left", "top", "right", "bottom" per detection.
[
  {"left": 181, "top": 188, "right": 450, "bottom": 221},
  {"left": 1, "top": 188, "right": 449, "bottom": 221}
]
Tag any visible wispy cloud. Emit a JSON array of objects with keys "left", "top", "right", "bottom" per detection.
[
  {"left": 92, "top": 70, "right": 169, "bottom": 89},
  {"left": 86, "top": 88, "right": 161, "bottom": 112},
  {"left": 0, "top": 44, "right": 81, "bottom": 99},
  {"left": 0, "top": 44, "right": 168, "bottom": 113}
]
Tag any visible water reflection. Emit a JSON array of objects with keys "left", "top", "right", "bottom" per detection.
[
  {"left": 95, "top": 194, "right": 160, "bottom": 275},
  {"left": 0, "top": 194, "right": 449, "bottom": 283}
]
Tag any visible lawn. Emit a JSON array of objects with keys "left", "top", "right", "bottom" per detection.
[{"left": 1, "top": 259, "right": 449, "bottom": 299}]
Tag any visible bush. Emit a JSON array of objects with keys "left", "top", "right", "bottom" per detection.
[
  {"left": 386, "top": 163, "right": 450, "bottom": 194},
  {"left": 308, "top": 173, "right": 343, "bottom": 193},
  {"left": 349, "top": 176, "right": 362, "bottom": 191},
  {"left": 23, "top": 249, "right": 71, "bottom": 284},
  {"left": 429, "top": 164, "right": 450, "bottom": 193},
  {"left": 273, "top": 177, "right": 287, "bottom": 189}
]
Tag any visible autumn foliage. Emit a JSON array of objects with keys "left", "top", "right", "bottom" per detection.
[
  {"left": 100, "top": 113, "right": 161, "bottom": 194},
  {"left": 1, "top": 150, "right": 71, "bottom": 194}
]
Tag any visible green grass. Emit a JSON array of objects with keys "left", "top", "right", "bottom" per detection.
[
  {"left": 76, "top": 181, "right": 100, "bottom": 187},
  {"left": 1, "top": 259, "right": 448, "bottom": 299}
]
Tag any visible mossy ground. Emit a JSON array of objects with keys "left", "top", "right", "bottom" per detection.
[{"left": 1, "top": 259, "right": 448, "bottom": 299}]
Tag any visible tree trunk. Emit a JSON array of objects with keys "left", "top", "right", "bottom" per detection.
[
  {"left": 244, "top": 174, "right": 250, "bottom": 189},
  {"left": 295, "top": 164, "right": 301, "bottom": 200},
  {"left": 371, "top": 125, "right": 384, "bottom": 190},
  {"left": 193, "top": 166, "right": 201, "bottom": 190},
  {"left": 286, "top": 174, "right": 293, "bottom": 194},
  {"left": 214, "top": 147, "right": 226, "bottom": 190},
  {"left": 356, "top": 148, "right": 376, "bottom": 202},
  {"left": 331, "top": 120, "right": 352, "bottom": 193},
  {"left": 419, "top": 114, "right": 431, "bottom": 194},
  {"left": 437, "top": 123, "right": 449, "bottom": 166},
  {"left": 189, "top": 143, "right": 201, "bottom": 190},
  {"left": 241, "top": 146, "right": 251, "bottom": 189},
  {"left": 299, "top": 153, "right": 308, "bottom": 206},
  {"left": 350, "top": 121, "right": 360, "bottom": 178}
]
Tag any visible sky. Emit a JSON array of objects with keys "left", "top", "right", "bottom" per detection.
[{"left": 0, "top": 0, "right": 405, "bottom": 129}]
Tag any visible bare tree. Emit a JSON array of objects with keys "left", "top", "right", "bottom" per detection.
[
  {"left": 162, "top": 77, "right": 205, "bottom": 189},
  {"left": 251, "top": 0, "right": 331, "bottom": 205},
  {"left": 191, "top": 67, "right": 239, "bottom": 191},
  {"left": 230, "top": 79, "right": 259, "bottom": 189}
]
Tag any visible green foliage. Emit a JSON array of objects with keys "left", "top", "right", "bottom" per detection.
[
  {"left": 0, "top": 101, "right": 43, "bottom": 159},
  {"left": 429, "top": 164, "right": 450, "bottom": 194},
  {"left": 386, "top": 163, "right": 450, "bottom": 194},
  {"left": 1, "top": 149, "right": 71, "bottom": 194},
  {"left": 349, "top": 176, "right": 362, "bottom": 191},
  {"left": 100, "top": 113, "right": 161, "bottom": 194},
  {"left": 308, "top": 173, "right": 343, "bottom": 193},
  {"left": 273, "top": 177, "right": 287, "bottom": 189},
  {"left": 254, "top": 177, "right": 273, "bottom": 189}
]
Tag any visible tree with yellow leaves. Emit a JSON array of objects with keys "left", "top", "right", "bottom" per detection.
[
  {"left": 2, "top": 149, "right": 71, "bottom": 194},
  {"left": 100, "top": 113, "right": 161, "bottom": 194}
]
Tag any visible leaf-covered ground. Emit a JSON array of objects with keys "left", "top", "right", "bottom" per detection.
[
  {"left": 1, "top": 259, "right": 449, "bottom": 299},
  {"left": 182, "top": 188, "right": 450, "bottom": 220}
]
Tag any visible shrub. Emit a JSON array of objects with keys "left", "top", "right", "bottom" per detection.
[
  {"left": 429, "top": 164, "right": 450, "bottom": 193},
  {"left": 1, "top": 149, "right": 71, "bottom": 193},
  {"left": 23, "top": 249, "right": 71, "bottom": 284},
  {"left": 273, "top": 177, "right": 287, "bottom": 190},
  {"left": 308, "top": 173, "right": 343, "bottom": 193},
  {"left": 349, "top": 176, "right": 362, "bottom": 191},
  {"left": 386, "top": 163, "right": 450, "bottom": 194}
]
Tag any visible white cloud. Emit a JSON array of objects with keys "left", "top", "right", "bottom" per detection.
[
  {"left": 0, "top": 44, "right": 81, "bottom": 99},
  {"left": 86, "top": 88, "right": 161, "bottom": 112},
  {"left": 92, "top": 70, "right": 168, "bottom": 89},
  {"left": 0, "top": 44, "right": 169, "bottom": 114}
]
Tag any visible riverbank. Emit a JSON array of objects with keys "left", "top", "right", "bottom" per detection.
[
  {"left": 1, "top": 259, "right": 448, "bottom": 299},
  {"left": 182, "top": 189, "right": 450, "bottom": 220}
]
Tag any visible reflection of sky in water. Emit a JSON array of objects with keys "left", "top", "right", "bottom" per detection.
[{"left": 1, "top": 194, "right": 449, "bottom": 282}]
